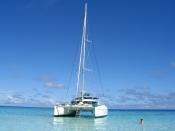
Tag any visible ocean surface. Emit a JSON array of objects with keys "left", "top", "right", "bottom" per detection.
[{"left": 0, "top": 106, "right": 175, "bottom": 131}]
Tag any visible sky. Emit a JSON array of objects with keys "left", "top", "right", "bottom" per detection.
[{"left": 0, "top": 0, "right": 175, "bottom": 109}]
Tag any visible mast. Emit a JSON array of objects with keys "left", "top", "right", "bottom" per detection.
[
  {"left": 82, "top": 3, "right": 87, "bottom": 100},
  {"left": 76, "top": 3, "right": 88, "bottom": 100}
]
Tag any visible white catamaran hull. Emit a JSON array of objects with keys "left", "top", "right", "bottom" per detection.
[
  {"left": 94, "top": 105, "right": 108, "bottom": 117},
  {"left": 54, "top": 105, "right": 76, "bottom": 117},
  {"left": 54, "top": 105, "right": 108, "bottom": 118}
]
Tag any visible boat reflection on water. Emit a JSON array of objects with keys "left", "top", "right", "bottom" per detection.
[
  {"left": 53, "top": 117, "right": 64, "bottom": 125},
  {"left": 53, "top": 116, "right": 107, "bottom": 131},
  {"left": 94, "top": 117, "right": 107, "bottom": 130}
]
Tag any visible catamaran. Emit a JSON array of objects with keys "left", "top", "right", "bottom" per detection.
[{"left": 54, "top": 3, "right": 108, "bottom": 118}]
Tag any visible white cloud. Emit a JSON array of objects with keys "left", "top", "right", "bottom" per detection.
[
  {"left": 1, "top": 86, "right": 175, "bottom": 109},
  {"left": 37, "top": 75, "right": 65, "bottom": 89},
  {"left": 45, "top": 82, "right": 64, "bottom": 89},
  {"left": 0, "top": 91, "right": 60, "bottom": 107},
  {"left": 0, "top": 94, "right": 26, "bottom": 104},
  {"left": 113, "top": 87, "right": 175, "bottom": 109},
  {"left": 99, "top": 87, "right": 175, "bottom": 109}
]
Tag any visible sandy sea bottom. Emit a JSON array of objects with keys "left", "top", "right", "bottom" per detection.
[{"left": 0, "top": 106, "right": 175, "bottom": 131}]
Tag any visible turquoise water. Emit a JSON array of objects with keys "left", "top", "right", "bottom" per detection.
[{"left": 0, "top": 107, "right": 175, "bottom": 131}]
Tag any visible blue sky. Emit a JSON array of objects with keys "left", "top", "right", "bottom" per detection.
[{"left": 0, "top": 0, "right": 175, "bottom": 109}]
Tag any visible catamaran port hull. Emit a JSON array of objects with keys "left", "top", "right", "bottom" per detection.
[{"left": 54, "top": 106, "right": 76, "bottom": 117}]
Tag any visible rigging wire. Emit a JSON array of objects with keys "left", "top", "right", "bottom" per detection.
[
  {"left": 92, "top": 43, "right": 105, "bottom": 97},
  {"left": 84, "top": 40, "right": 93, "bottom": 94},
  {"left": 64, "top": 43, "right": 80, "bottom": 102}
]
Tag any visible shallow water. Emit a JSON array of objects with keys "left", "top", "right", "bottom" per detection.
[{"left": 0, "top": 106, "right": 174, "bottom": 131}]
